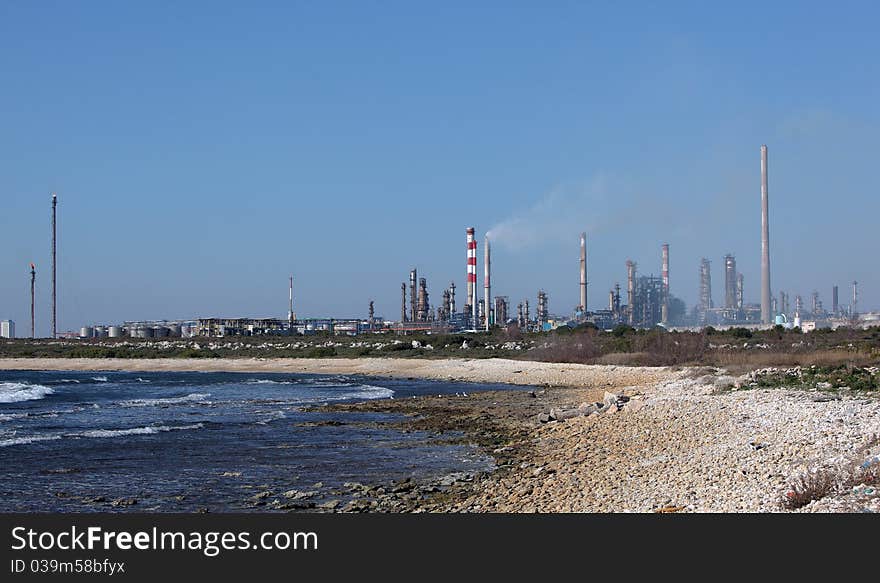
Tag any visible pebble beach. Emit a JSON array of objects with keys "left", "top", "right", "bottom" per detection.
[{"left": 3, "top": 357, "right": 878, "bottom": 512}]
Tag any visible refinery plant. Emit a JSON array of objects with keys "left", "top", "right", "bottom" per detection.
[{"left": 4, "top": 145, "right": 875, "bottom": 340}]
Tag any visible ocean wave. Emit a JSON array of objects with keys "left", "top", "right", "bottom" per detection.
[
  {"left": 118, "top": 393, "right": 211, "bottom": 407},
  {"left": 254, "top": 410, "right": 287, "bottom": 425},
  {"left": 244, "top": 379, "right": 296, "bottom": 385},
  {"left": 0, "top": 435, "right": 62, "bottom": 447},
  {"left": 135, "top": 378, "right": 151, "bottom": 383},
  {"left": 0, "top": 382, "right": 56, "bottom": 403},
  {"left": 77, "top": 423, "right": 204, "bottom": 439},
  {"left": 303, "top": 384, "right": 394, "bottom": 403},
  {"left": 0, "top": 422, "right": 205, "bottom": 447},
  {"left": 0, "top": 412, "right": 29, "bottom": 423},
  {"left": 91, "top": 376, "right": 109, "bottom": 382}
]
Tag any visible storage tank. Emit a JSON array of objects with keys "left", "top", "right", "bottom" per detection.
[
  {"left": 168, "top": 324, "right": 182, "bottom": 337},
  {"left": 152, "top": 326, "right": 167, "bottom": 338},
  {"left": 108, "top": 326, "right": 123, "bottom": 338},
  {"left": 79, "top": 326, "right": 93, "bottom": 339},
  {"left": 94, "top": 326, "right": 108, "bottom": 338}
]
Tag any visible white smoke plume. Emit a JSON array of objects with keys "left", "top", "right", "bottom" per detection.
[{"left": 486, "top": 174, "right": 647, "bottom": 249}]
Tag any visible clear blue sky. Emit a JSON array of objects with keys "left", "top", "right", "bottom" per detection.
[{"left": 2, "top": 1, "right": 878, "bottom": 334}]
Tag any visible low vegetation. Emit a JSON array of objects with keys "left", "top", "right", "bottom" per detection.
[{"left": 2, "top": 325, "right": 880, "bottom": 372}]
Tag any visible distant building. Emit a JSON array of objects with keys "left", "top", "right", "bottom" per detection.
[{"left": 1, "top": 320, "right": 15, "bottom": 339}]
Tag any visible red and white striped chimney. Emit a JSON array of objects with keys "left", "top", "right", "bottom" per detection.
[{"left": 466, "top": 227, "right": 477, "bottom": 328}]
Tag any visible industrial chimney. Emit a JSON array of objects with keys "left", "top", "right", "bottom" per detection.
[
  {"left": 51, "top": 192, "right": 57, "bottom": 339},
  {"left": 466, "top": 228, "right": 477, "bottom": 328},
  {"left": 484, "top": 234, "right": 491, "bottom": 330},
  {"left": 30, "top": 263, "right": 36, "bottom": 339},
  {"left": 579, "top": 233, "right": 587, "bottom": 314},
  {"left": 761, "top": 145, "right": 771, "bottom": 324}
]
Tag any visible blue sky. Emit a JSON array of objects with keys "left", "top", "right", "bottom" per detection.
[{"left": 1, "top": 1, "right": 878, "bottom": 334}]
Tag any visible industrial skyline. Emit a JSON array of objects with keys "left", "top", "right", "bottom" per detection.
[
  {"left": 2, "top": 3, "right": 879, "bottom": 334},
  {"left": 0, "top": 141, "right": 871, "bottom": 338}
]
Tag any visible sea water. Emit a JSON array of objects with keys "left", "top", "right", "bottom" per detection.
[{"left": 0, "top": 370, "right": 523, "bottom": 512}]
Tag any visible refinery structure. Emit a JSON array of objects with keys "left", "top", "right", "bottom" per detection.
[{"left": 4, "top": 145, "right": 876, "bottom": 340}]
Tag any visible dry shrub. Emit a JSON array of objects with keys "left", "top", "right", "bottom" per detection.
[
  {"left": 529, "top": 334, "right": 600, "bottom": 364},
  {"left": 711, "top": 349, "right": 871, "bottom": 369},
  {"left": 782, "top": 469, "right": 838, "bottom": 509},
  {"left": 592, "top": 352, "right": 651, "bottom": 365},
  {"left": 632, "top": 332, "right": 708, "bottom": 364}
]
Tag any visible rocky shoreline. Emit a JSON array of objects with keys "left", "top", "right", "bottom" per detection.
[{"left": 319, "top": 367, "right": 880, "bottom": 513}]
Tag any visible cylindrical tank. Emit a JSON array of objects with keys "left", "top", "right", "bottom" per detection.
[
  {"left": 153, "top": 326, "right": 169, "bottom": 338},
  {"left": 94, "top": 326, "right": 108, "bottom": 338},
  {"left": 108, "top": 326, "right": 123, "bottom": 338},
  {"left": 168, "top": 324, "right": 182, "bottom": 337},
  {"left": 79, "top": 326, "right": 93, "bottom": 339}
]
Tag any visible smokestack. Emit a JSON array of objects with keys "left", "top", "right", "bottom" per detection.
[
  {"left": 466, "top": 228, "right": 477, "bottom": 328},
  {"left": 761, "top": 145, "right": 771, "bottom": 323},
  {"left": 832, "top": 285, "right": 839, "bottom": 316},
  {"left": 51, "top": 192, "right": 57, "bottom": 339},
  {"left": 484, "top": 235, "right": 491, "bottom": 330},
  {"left": 579, "top": 233, "right": 587, "bottom": 314},
  {"left": 661, "top": 243, "right": 669, "bottom": 324},
  {"left": 30, "top": 263, "right": 36, "bottom": 339},
  {"left": 289, "top": 275, "right": 294, "bottom": 325}
]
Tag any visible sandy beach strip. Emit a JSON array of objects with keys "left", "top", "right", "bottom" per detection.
[{"left": 0, "top": 357, "right": 676, "bottom": 391}]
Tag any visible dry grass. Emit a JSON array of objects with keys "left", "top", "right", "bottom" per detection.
[
  {"left": 782, "top": 435, "right": 880, "bottom": 510},
  {"left": 782, "top": 469, "right": 838, "bottom": 510},
  {"left": 710, "top": 349, "right": 871, "bottom": 369}
]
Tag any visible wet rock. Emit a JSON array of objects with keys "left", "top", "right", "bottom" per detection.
[
  {"left": 111, "top": 498, "right": 138, "bottom": 507},
  {"left": 282, "top": 490, "right": 317, "bottom": 500}
]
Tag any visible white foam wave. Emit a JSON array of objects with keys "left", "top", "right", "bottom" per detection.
[
  {"left": 77, "top": 423, "right": 204, "bottom": 439},
  {"left": 0, "top": 382, "right": 55, "bottom": 403},
  {"left": 135, "top": 378, "right": 151, "bottom": 383},
  {"left": 0, "top": 435, "right": 62, "bottom": 447},
  {"left": 304, "top": 384, "right": 394, "bottom": 403},
  {"left": 245, "top": 379, "right": 295, "bottom": 385},
  {"left": 0, "top": 412, "right": 29, "bottom": 422},
  {"left": 255, "top": 410, "right": 287, "bottom": 425},
  {"left": 119, "top": 393, "right": 211, "bottom": 407},
  {"left": 91, "top": 376, "right": 109, "bottom": 382}
]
